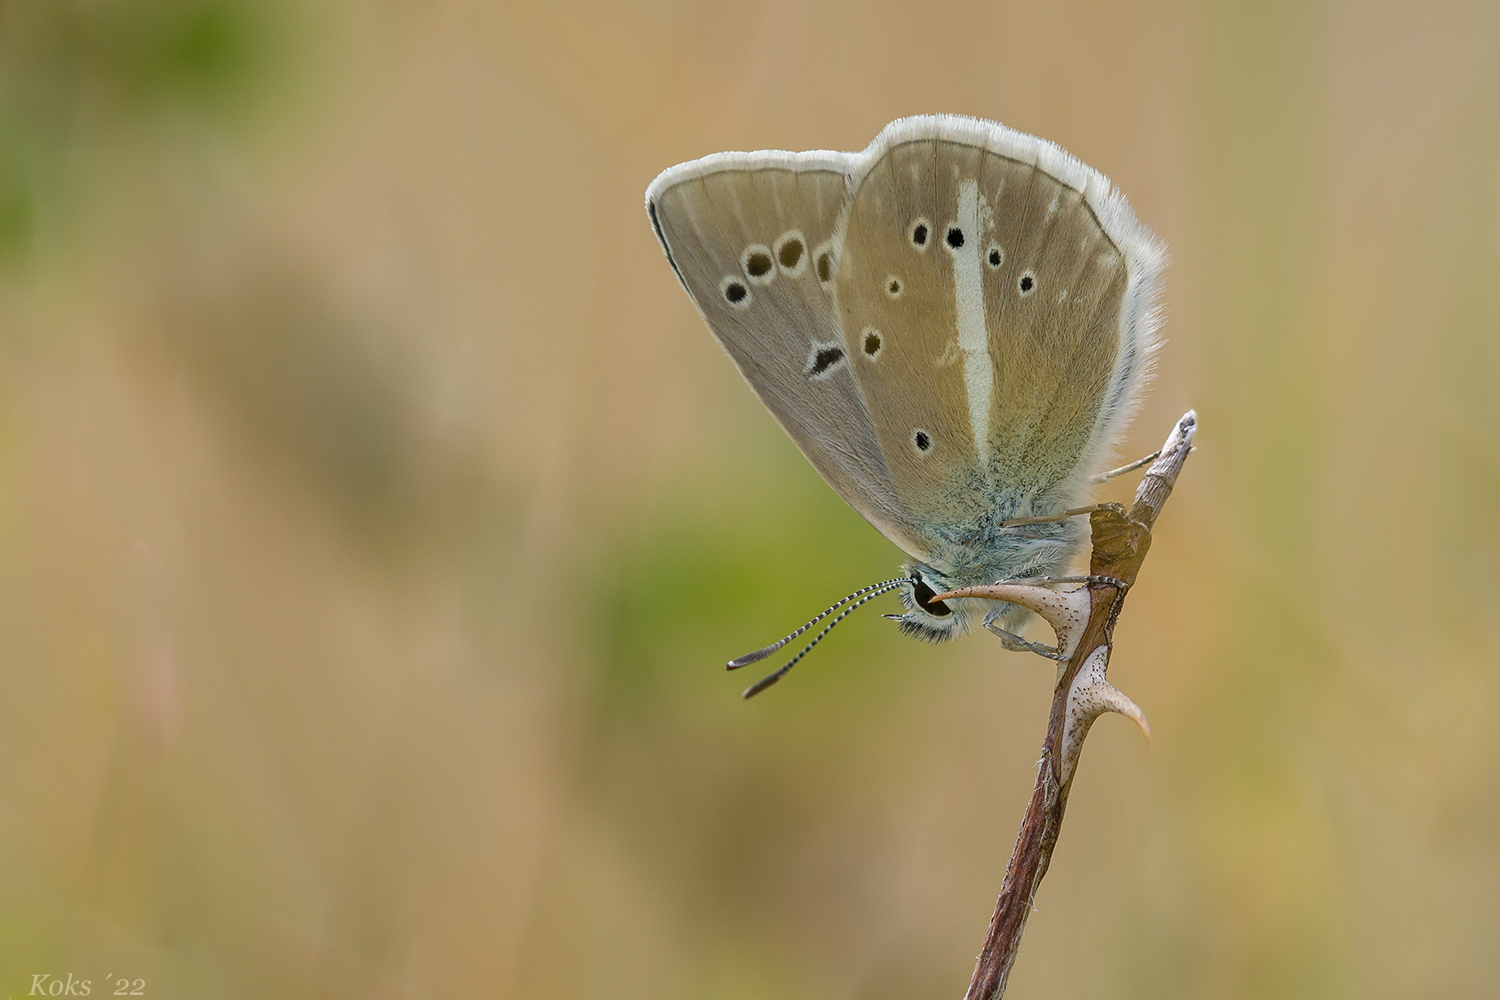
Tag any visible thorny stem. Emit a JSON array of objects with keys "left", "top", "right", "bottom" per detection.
[{"left": 958, "top": 411, "right": 1197, "bottom": 1000}]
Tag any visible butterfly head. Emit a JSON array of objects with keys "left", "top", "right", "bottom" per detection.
[
  {"left": 895, "top": 548, "right": 1067, "bottom": 643},
  {"left": 891, "top": 566, "right": 977, "bottom": 642}
]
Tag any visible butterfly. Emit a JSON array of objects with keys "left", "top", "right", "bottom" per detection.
[{"left": 645, "top": 115, "right": 1166, "bottom": 694}]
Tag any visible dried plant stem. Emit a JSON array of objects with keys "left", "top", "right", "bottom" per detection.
[{"left": 937, "top": 411, "right": 1197, "bottom": 1000}]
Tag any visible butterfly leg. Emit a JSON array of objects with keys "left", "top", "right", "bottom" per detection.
[
  {"left": 985, "top": 620, "right": 1066, "bottom": 661},
  {"left": 993, "top": 573, "right": 1130, "bottom": 591},
  {"left": 999, "top": 503, "right": 1125, "bottom": 528},
  {"left": 1089, "top": 449, "right": 1164, "bottom": 483}
]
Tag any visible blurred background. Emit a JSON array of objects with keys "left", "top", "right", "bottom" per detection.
[{"left": 1, "top": 0, "right": 1497, "bottom": 997}]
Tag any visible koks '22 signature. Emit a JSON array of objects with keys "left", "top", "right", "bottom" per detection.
[{"left": 27, "top": 974, "right": 145, "bottom": 995}]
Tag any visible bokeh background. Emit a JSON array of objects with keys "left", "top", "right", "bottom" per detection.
[{"left": 1, "top": 0, "right": 1498, "bottom": 997}]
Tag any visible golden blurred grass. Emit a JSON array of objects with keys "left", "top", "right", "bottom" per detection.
[{"left": 1, "top": 0, "right": 1498, "bottom": 997}]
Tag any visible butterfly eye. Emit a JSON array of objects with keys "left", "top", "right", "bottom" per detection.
[
  {"left": 862, "top": 328, "right": 882, "bottom": 358},
  {"left": 909, "top": 575, "right": 952, "bottom": 616},
  {"left": 885, "top": 276, "right": 902, "bottom": 298}
]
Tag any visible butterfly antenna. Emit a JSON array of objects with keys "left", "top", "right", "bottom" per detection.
[
  {"left": 727, "top": 577, "right": 911, "bottom": 669},
  {"left": 741, "top": 581, "right": 909, "bottom": 699}
]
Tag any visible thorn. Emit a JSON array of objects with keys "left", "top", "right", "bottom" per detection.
[
  {"left": 929, "top": 582, "right": 1086, "bottom": 630},
  {"left": 931, "top": 582, "right": 1091, "bottom": 660},
  {"left": 1059, "top": 645, "right": 1152, "bottom": 783},
  {"left": 1098, "top": 682, "right": 1153, "bottom": 747}
]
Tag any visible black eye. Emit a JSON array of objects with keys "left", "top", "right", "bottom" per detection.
[
  {"left": 988, "top": 246, "right": 1002, "bottom": 267},
  {"left": 910, "top": 576, "right": 952, "bottom": 616},
  {"left": 911, "top": 222, "right": 929, "bottom": 246},
  {"left": 724, "top": 281, "right": 747, "bottom": 303},
  {"left": 1019, "top": 272, "right": 1035, "bottom": 293},
  {"left": 913, "top": 429, "right": 931, "bottom": 452},
  {"left": 946, "top": 227, "right": 964, "bottom": 249}
]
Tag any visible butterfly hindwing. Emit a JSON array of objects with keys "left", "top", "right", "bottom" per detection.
[{"left": 646, "top": 153, "right": 933, "bottom": 560}]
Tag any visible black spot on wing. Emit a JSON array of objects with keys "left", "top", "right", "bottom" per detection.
[
  {"left": 805, "top": 343, "right": 846, "bottom": 379},
  {"left": 777, "top": 235, "right": 805, "bottom": 270},
  {"left": 746, "top": 249, "right": 774, "bottom": 278},
  {"left": 720, "top": 275, "right": 752, "bottom": 309}
]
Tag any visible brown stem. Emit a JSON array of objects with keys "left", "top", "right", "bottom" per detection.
[{"left": 963, "top": 411, "right": 1197, "bottom": 1000}]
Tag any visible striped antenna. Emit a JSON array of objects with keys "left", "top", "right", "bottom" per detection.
[
  {"left": 727, "top": 577, "right": 911, "bottom": 668},
  {"left": 740, "top": 579, "right": 910, "bottom": 699}
]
